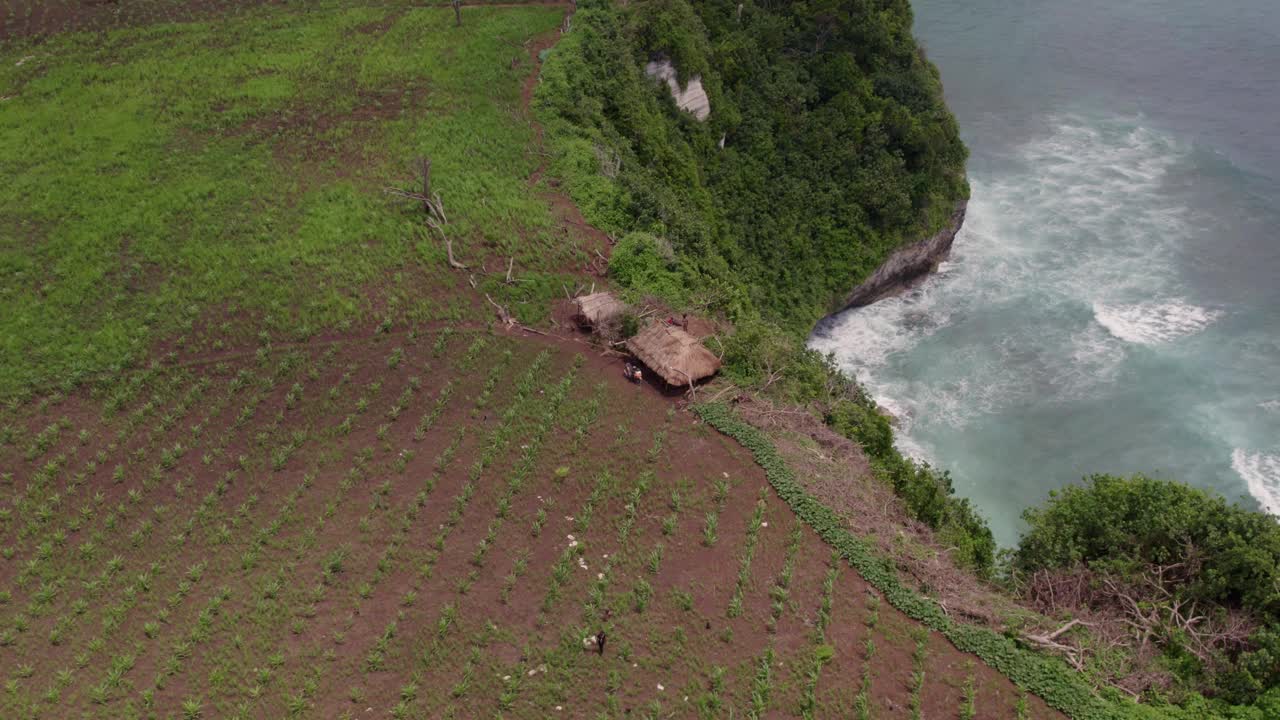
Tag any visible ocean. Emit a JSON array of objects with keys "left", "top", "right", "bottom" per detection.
[{"left": 810, "top": 0, "right": 1280, "bottom": 546}]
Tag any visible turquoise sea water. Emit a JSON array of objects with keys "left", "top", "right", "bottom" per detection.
[{"left": 811, "top": 0, "right": 1280, "bottom": 545}]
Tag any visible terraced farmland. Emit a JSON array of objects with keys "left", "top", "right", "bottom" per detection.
[{"left": 0, "top": 329, "right": 1060, "bottom": 718}]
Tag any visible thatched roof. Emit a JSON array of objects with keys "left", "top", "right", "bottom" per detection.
[
  {"left": 626, "top": 323, "right": 721, "bottom": 387},
  {"left": 573, "top": 292, "right": 627, "bottom": 328}
]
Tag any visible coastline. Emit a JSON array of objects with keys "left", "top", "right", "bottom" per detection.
[{"left": 838, "top": 200, "right": 969, "bottom": 311}]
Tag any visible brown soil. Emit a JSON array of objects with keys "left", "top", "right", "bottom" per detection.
[
  {"left": 0, "top": 325, "right": 1067, "bottom": 718},
  {"left": 732, "top": 394, "right": 1028, "bottom": 629}
]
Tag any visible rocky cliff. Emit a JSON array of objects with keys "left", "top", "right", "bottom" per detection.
[{"left": 839, "top": 201, "right": 967, "bottom": 310}]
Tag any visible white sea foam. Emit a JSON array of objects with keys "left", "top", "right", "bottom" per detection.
[
  {"left": 1233, "top": 449, "right": 1280, "bottom": 515},
  {"left": 1092, "top": 300, "right": 1221, "bottom": 345},
  {"left": 810, "top": 113, "right": 1208, "bottom": 463},
  {"left": 1260, "top": 400, "right": 1280, "bottom": 413}
]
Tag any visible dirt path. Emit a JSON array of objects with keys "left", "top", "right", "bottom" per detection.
[{"left": 520, "top": 12, "right": 616, "bottom": 266}]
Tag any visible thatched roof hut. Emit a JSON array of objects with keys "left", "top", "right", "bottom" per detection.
[
  {"left": 573, "top": 292, "right": 627, "bottom": 329},
  {"left": 626, "top": 323, "right": 721, "bottom": 387}
]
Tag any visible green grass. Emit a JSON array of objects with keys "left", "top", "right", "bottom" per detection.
[{"left": 0, "top": 2, "right": 570, "bottom": 397}]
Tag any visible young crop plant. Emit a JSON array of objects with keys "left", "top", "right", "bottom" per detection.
[
  {"left": 473, "top": 349, "right": 513, "bottom": 412},
  {"left": 851, "top": 592, "right": 881, "bottom": 719},
  {"left": 460, "top": 335, "right": 488, "bottom": 368},
  {"left": 796, "top": 554, "right": 843, "bottom": 718},
  {"left": 364, "top": 621, "right": 397, "bottom": 672},
  {"left": 728, "top": 496, "right": 766, "bottom": 618},
  {"left": 568, "top": 383, "right": 605, "bottom": 453},
  {"left": 574, "top": 470, "right": 614, "bottom": 534},
  {"left": 632, "top": 578, "right": 653, "bottom": 613},
  {"left": 695, "top": 666, "right": 728, "bottom": 720},
  {"left": 748, "top": 648, "right": 775, "bottom": 720},
  {"left": 431, "top": 327, "right": 455, "bottom": 358},
  {"left": 702, "top": 511, "right": 718, "bottom": 547},
  {"left": 960, "top": 665, "right": 977, "bottom": 720},
  {"left": 909, "top": 627, "right": 929, "bottom": 720},
  {"left": 799, "top": 643, "right": 836, "bottom": 719},
  {"left": 500, "top": 551, "right": 530, "bottom": 605},
  {"left": 646, "top": 543, "right": 664, "bottom": 575},
  {"left": 817, "top": 555, "right": 839, "bottom": 638},
  {"left": 647, "top": 430, "right": 666, "bottom": 464}
]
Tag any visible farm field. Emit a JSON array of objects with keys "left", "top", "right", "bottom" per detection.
[
  {"left": 1, "top": 2, "right": 1070, "bottom": 719},
  {"left": 0, "top": 329, "right": 1062, "bottom": 719}
]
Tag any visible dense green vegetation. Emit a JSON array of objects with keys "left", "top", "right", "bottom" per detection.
[
  {"left": 1014, "top": 475, "right": 1280, "bottom": 708},
  {"left": 538, "top": 0, "right": 991, "bottom": 571},
  {"left": 826, "top": 394, "right": 995, "bottom": 574},
  {"left": 538, "top": 0, "right": 967, "bottom": 326}
]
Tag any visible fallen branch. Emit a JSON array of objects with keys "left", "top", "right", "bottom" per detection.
[
  {"left": 446, "top": 239, "right": 467, "bottom": 270},
  {"left": 485, "top": 294, "right": 514, "bottom": 327},
  {"left": 1023, "top": 619, "right": 1090, "bottom": 671},
  {"left": 516, "top": 324, "right": 552, "bottom": 337},
  {"left": 1045, "top": 619, "right": 1089, "bottom": 642},
  {"left": 505, "top": 257, "right": 515, "bottom": 284},
  {"left": 709, "top": 334, "right": 726, "bottom": 361},
  {"left": 706, "top": 384, "right": 739, "bottom": 403}
]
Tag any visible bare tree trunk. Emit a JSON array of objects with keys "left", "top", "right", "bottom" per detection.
[
  {"left": 452, "top": 0, "right": 461, "bottom": 27},
  {"left": 419, "top": 157, "right": 432, "bottom": 216}
]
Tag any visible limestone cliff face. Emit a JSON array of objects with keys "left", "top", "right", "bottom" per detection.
[
  {"left": 644, "top": 58, "right": 711, "bottom": 121},
  {"left": 839, "top": 201, "right": 967, "bottom": 310}
]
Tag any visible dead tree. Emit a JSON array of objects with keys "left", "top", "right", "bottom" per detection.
[{"left": 385, "top": 157, "right": 464, "bottom": 269}]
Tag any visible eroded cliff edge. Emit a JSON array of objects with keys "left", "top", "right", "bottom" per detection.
[{"left": 839, "top": 201, "right": 968, "bottom": 310}]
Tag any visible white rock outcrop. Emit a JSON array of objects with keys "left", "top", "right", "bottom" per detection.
[{"left": 644, "top": 59, "right": 710, "bottom": 121}]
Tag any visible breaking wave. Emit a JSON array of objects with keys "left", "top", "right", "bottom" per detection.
[
  {"left": 1092, "top": 300, "right": 1221, "bottom": 345},
  {"left": 811, "top": 114, "right": 1198, "bottom": 462},
  {"left": 1233, "top": 449, "right": 1280, "bottom": 516}
]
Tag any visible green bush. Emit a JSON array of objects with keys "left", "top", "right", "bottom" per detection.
[
  {"left": 1014, "top": 475, "right": 1280, "bottom": 619},
  {"left": 1014, "top": 474, "right": 1280, "bottom": 704},
  {"left": 608, "top": 232, "right": 690, "bottom": 304}
]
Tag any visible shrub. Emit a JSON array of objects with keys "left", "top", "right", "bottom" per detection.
[{"left": 608, "top": 232, "right": 690, "bottom": 305}]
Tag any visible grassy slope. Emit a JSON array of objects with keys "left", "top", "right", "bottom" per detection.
[{"left": 0, "top": 2, "right": 580, "bottom": 397}]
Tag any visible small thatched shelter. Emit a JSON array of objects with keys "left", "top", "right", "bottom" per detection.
[
  {"left": 626, "top": 323, "right": 721, "bottom": 387},
  {"left": 573, "top": 292, "right": 627, "bottom": 330}
]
